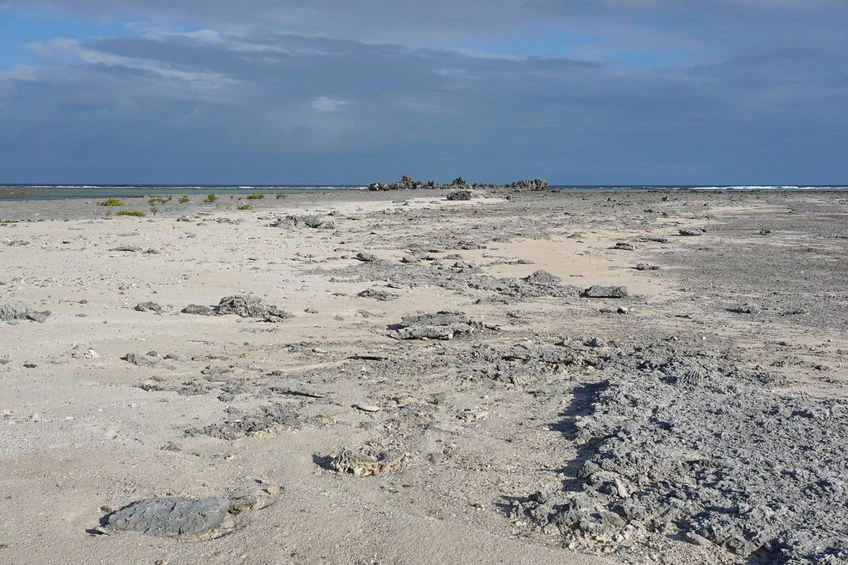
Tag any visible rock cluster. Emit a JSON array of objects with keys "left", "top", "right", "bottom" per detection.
[{"left": 367, "top": 176, "right": 549, "bottom": 192}]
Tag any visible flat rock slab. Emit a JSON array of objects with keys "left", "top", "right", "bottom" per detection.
[
  {"left": 582, "top": 285, "right": 629, "bottom": 298},
  {"left": 217, "top": 294, "right": 292, "bottom": 322},
  {"left": 0, "top": 300, "right": 49, "bottom": 323},
  {"left": 99, "top": 496, "right": 255, "bottom": 541},
  {"left": 388, "top": 311, "right": 475, "bottom": 340}
]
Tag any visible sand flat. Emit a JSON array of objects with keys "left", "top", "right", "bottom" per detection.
[{"left": 1, "top": 189, "right": 846, "bottom": 564}]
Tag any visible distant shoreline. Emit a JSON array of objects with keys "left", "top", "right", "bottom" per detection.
[{"left": 2, "top": 183, "right": 847, "bottom": 201}]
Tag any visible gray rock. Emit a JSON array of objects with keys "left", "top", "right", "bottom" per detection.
[
  {"left": 217, "top": 295, "right": 291, "bottom": 322},
  {"left": 612, "top": 242, "right": 635, "bottom": 250},
  {"left": 181, "top": 304, "right": 217, "bottom": 316},
  {"left": 99, "top": 496, "right": 255, "bottom": 540},
  {"left": 0, "top": 300, "right": 49, "bottom": 323},
  {"left": 388, "top": 311, "right": 475, "bottom": 340},
  {"left": 582, "top": 285, "right": 629, "bottom": 298},
  {"left": 109, "top": 245, "right": 143, "bottom": 252},
  {"left": 124, "top": 353, "right": 155, "bottom": 367},
  {"left": 733, "top": 302, "right": 761, "bottom": 314},
  {"left": 446, "top": 190, "right": 472, "bottom": 201},
  {"left": 357, "top": 288, "right": 399, "bottom": 301},
  {"left": 134, "top": 302, "right": 163, "bottom": 313},
  {"left": 270, "top": 215, "right": 335, "bottom": 229},
  {"left": 679, "top": 228, "right": 705, "bottom": 236},
  {"left": 355, "top": 251, "right": 379, "bottom": 262}
]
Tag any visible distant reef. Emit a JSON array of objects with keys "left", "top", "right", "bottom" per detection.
[{"left": 367, "top": 176, "right": 549, "bottom": 192}]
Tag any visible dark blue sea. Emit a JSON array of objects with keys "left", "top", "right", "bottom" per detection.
[{"left": 1, "top": 183, "right": 846, "bottom": 201}]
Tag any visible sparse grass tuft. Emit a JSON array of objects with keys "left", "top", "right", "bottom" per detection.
[
  {"left": 149, "top": 196, "right": 172, "bottom": 205},
  {"left": 276, "top": 193, "right": 287, "bottom": 199},
  {"left": 247, "top": 193, "right": 265, "bottom": 200},
  {"left": 100, "top": 198, "right": 124, "bottom": 207},
  {"left": 204, "top": 194, "right": 218, "bottom": 203},
  {"left": 179, "top": 195, "right": 190, "bottom": 203},
  {"left": 237, "top": 204, "right": 251, "bottom": 210},
  {"left": 116, "top": 210, "right": 146, "bottom": 217}
]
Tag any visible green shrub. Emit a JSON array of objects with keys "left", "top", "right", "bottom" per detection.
[
  {"left": 116, "top": 210, "right": 146, "bottom": 217},
  {"left": 148, "top": 196, "right": 172, "bottom": 205},
  {"left": 247, "top": 193, "right": 265, "bottom": 200},
  {"left": 275, "top": 193, "right": 287, "bottom": 199},
  {"left": 149, "top": 205, "right": 159, "bottom": 215},
  {"left": 100, "top": 198, "right": 124, "bottom": 207},
  {"left": 179, "top": 195, "right": 190, "bottom": 203},
  {"left": 237, "top": 204, "right": 251, "bottom": 210},
  {"left": 205, "top": 194, "right": 218, "bottom": 203}
]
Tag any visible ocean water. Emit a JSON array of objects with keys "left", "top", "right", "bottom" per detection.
[{"left": 0, "top": 183, "right": 846, "bottom": 201}]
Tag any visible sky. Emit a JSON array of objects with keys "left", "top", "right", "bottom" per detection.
[{"left": 0, "top": 1, "right": 846, "bottom": 185}]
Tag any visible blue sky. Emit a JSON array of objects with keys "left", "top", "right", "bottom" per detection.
[{"left": 0, "top": 1, "right": 846, "bottom": 184}]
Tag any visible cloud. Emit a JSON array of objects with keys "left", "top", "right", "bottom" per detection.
[
  {"left": 0, "top": 2, "right": 846, "bottom": 183},
  {"left": 312, "top": 97, "right": 346, "bottom": 113}
]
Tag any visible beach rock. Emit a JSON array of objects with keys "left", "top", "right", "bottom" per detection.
[
  {"left": 582, "top": 285, "right": 629, "bottom": 298},
  {"left": 98, "top": 496, "right": 256, "bottom": 540},
  {"left": 446, "top": 190, "right": 472, "bottom": 201},
  {"left": 218, "top": 294, "right": 269, "bottom": 317},
  {"left": 109, "top": 245, "right": 142, "bottom": 252},
  {"left": 357, "top": 288, "right": 399, "bottom": 301},
  {"left": 270, "top": 215, "right": 335, "bottom": 230},
  {"left": 134, "top": 302, "right": 163, "bottom": 313},
  {"left": 635, "top": 263, "right": 659, "bottom": 271},
  {"left": 491, "top": 270, "right": 581, "bottom": 299},
  {"left": 355, "top": 251, "right": 378, "bottom": 262},
  {"left": 388, "top": 311, "right": 475, "bottom": 340},
  {"left": 187, "top": 403, "right": 302, "bottom": 439},
  {"left": 679, "top": 228, "right": 705, "bottom": 236},
  {"left": 612, "top": 242, "right": 635, "bottom": 250},
  {"left": 330, "top": 448, "right": 403, "bottom": 476},
  {"left": 733, "top": 302, "right": 761, "bottom": 314},
  {"left": 124, "top": 353, "right": 155, "bottom": 367},
  {"left": 181, "top": 304, "right": 217, "bottom": 316},
  {"left": 518, "top": 354, "right": 848, "bottom": 563},
  {"left": 367, "top": 177, "right": 547, "bottom": 192},
  {"left": 0, "top": 300, "right": 50, "bottom": 323},
  {"left": 217, "top": 295, "right": 292, "bottom": 322}
]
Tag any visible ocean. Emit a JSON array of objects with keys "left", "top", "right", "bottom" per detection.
[{"left": 1, "top": 184, "right": 846, "bottom": 201}]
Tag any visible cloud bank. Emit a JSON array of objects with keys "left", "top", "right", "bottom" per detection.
[{"left": 0, "top": 1, "right": 846, "bottom": 183}]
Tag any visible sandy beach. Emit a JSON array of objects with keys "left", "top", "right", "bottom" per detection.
[{"left": 1, "top": 189, "right": 846, "bottom": 564}]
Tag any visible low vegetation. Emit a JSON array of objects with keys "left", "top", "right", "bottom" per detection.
[
  {"left": 236, "top": 204, "right": 251, "bottom": 210},
  {"left": 100, "top": 198, "right": 124, "bottom": 207},
  {"left": 204, "top": 194, "right": 218, "bottom": 203},
  {"left": 246, "top": 193, "right": 265, "bottom": 200},
  {"left": 116, "top": 210, "right": 146, "bottom": 217}
]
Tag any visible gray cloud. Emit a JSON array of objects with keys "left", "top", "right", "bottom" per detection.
[{"left": 1, "top": 2, "right": 846, "bottom": 183}]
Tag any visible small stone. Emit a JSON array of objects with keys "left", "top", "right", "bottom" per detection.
[
  {"left": 353, "top": 403, "right": 381, "bottom": 413},
  {"left": 355, "top": 251, "right": 378, "bottom": 262}
]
